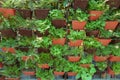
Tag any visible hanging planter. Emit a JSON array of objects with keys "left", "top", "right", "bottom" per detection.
[
  {"left": 68, "top": 56, "right": 81, "bottom": 62},
  {"left": 80, "top": 64, "right": 91, "bottom": 68},
  {"left": 5, "top": 77, "right": 20, "bottom": 80},
  {"left": 16, "top": 9, "right": 32, "bottom": 19},
  {"left": 105, "top": 21, "right": 119, "bottom": 30},
  {"left": 94, "top": 55, "right": 109, "bottom": 62},
  {"left": 22, "top": 70, "right": 35, "bottom": 76},
  {"left": 52, "top": 38, "right": 66, "bottom": 45},
  {"left": 68, "top": 40, "right": 83, "bottom": 47},
  {"left": 34, "top": 9, "right": 49, "bottom": 19},
  {"left": 67, "top": 72, "right": 77, "bottom": 76},
  {"left": 0, "top": 76, "right": 5, "bottom": 80},
  {"left": 109, "top": 55, "right": 120, "bottom": 62},
  {"left": 107, "top": 67, "right": 115, "bottom": 77},
  {"left": 97, "top": 39, "right": 112, "bottom": 46},
  {"left": 18, "top": 29, "right": 33, "bottom": 37},
  {"left": 37, "top": 78, "right": 41, "bottom": 80},
  {"left": 0, "top": 8, "right": 15, "bottom": 18},
  {"left": 106, "top": 0, "right": 120, "bottom": 9},
  {"left": 73, "top": 0, "right": 88, "bottom": 10},
  {"left": 2, "top": 47, "right": 16, "bottom": 54},
  {"left": 72, "top": 20, "right": 87, "bottom": 30},
  {"left": 52, "top": 20, "right": 66, "bottom": 28},
  {"left": 22, "top": 56, "right": 34, "bottom": 61},
  {"left": 37, "top": 64, "right": 50, "bottom": 69},
  {"left": 89, "top": 11, "right": 103, "bottom": 21},
  {"left": 54, "top": 71, "right": 65, "bottom": 76},
  {"left": 37, "top": 48, "right": 50, "bottom": 53},
  {"left": 0, "top": 29, "right": 17, "bottom": 38},
  {"left": 34, "top": 30, "right": 49, "bottom": 37},
  {"left": 0, "top": 62, "right": 3, "bottom": 69},
  {"left": 86, "top": 30, "right": 100, "bottom": 37}
]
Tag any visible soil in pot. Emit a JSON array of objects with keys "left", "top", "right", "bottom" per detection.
[
  {"left": 68, "top": 40, "right": 83, "bottom": 47},
  {"left": 37, "top": 48, "right": 50, "bottom": 53},
  {"left": 105, "top": 21, "right": 119, "bottom": 30},
  {"left": 73, "top": 0, "right": 88, "bottom": 10},
  {"left": 52, "top": 19, "right": 66, "bottom": 28},
  {"left": 97, "top": 39, "right": 112, "bottom": 46},
  {"left": 72, "top": 20, "right": 87, "bottom": 30},
  {"left": 34, "top": 9, "right": 49, "bottom": 19},
  {"left": 0, "top": 29, "right": 17, "bottom": 38},
  {"left": 68, "top": 56, "right": 81, "bottom": 62},
  {"left": 89, "top": 11, "right": 103, "bottom": 21},
  {"left": 18, "top": 29, "right": 33, "bottom": 37},
  {"left": 94, "top": 55, "right": 109, "bottom": 62},
  {"left": 106, "top": 0, "right": 120, "bottom": 9},
  {"left": 52, "top": 38, "right": 66, "bottom": 45},
  {"left": 86, "top": 30, "right": 99, "bottom": 37},
  {"left": 34, "top": 30, "right": 49, "bottom": 37}
]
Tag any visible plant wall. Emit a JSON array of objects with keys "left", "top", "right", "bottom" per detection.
[{"left": 0, "top": 0, "right": 120, "bottom": 80}]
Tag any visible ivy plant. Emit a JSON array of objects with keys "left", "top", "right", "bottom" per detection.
[{"left": 96, "top": 62, "right": 107, "bottom": 71}]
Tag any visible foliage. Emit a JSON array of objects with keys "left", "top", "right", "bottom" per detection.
[
  {"left": 96, "top": 62, "right": 107, "bottom": 71},
  {"left": 111, "top": 44, "right": 120, "bottom": 56},
  {"left": 67, "top": 30, "right": 86, "bottom": 40},
  {"left": 112, "top": 62, "right": 120, "bottom": 74},
  {"left": 100, "top": 30, "right": 113, "bottom": 38},
  {"left": 79, "top": 55, "right": 93, "bottom": 64},
  {"left": 0, "top": 0, "right": 15, "bottom": 8}
]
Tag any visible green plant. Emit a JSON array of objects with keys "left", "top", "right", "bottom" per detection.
[
  {"left": 96, "top": 62, "right": 107, "bottom": 71},
  {"left": 32, "top": 37, "right": 52, "bottom": 48},
  {"left": 49, "top": 26, "right": 66, "bottom": 38},
  {"left": 88, "top": 0, "right": 109, "bottom": 11},
  {"left": 111, "top": 44, "right": 120, "bottom": 56},
  {"left": 69, "top": 8, "right": 89, "bottom": 21},
  {"left": 67, "top": 30, "right": 86, "bottom": 40},
  {"left": 49, "top": 9, "right": 65, "bottom": 19},
  {"left": 34, "top": 19, "right": 51, "bottom": 33},
  {"left": 0, "top": 0, "right": 15, "bottom": 8},
  {"left": 100, "top": 30, "right": 113, "bottom": 38},
  {"left": 50, "top": 45, "right": 68, "bottom": 56},
  {"left": 113, "top": 31, "right": 120, "bottom": 38},
  {"left": 112, "top": 62, "right": 120, "bottom": 74},
  {"left": 79, "top": 55, "right": 93, "bottom": 64},
  {"left": 0, "top": 65, "right": 21, "bottom": 78},
  {"left": 36, "top": 68, "right": 54, "bottom": 80}
]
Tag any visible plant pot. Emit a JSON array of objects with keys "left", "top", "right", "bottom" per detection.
[
  {"left": 68, "top": 40, "right": 83, "bottom": 47},
  {"left": 73, "top": 0, "right": 88, "bottom": 10},
  {"left": 22, "top": 56, "right": 34, "bottom": 61},
  {"left": 94, "top": 55, "right": 109, "bottom": 62},
  {"left": 0, "top": 8, "right": 15, "bottom": 18},
  {"left": 80, "top": 64, "right": 91, "bottom": 68},
  {"left": 89, "top": 11, "right": 103, "bottom": 21},
  {"left": 86, "top": 30, "right": 99, "bottom": 37},
  {"left": 105, "top": 21, "right": 119, "bottom": 30},
  {"left": 2, "top": 47, "right": 16, "bottom": 53},
  {"left": 0, "top": 62, "right": 3, "bottom": 69},
  {"left": 54, "top": 71, "right": 65, "bottom": 76},
  {"left": 37, "top": 64, "right": 50, "bottom": 69},
  {"left": 107, "top": 67, "right": 115, "bottom": 77},
  {"left": 37, "top": 48, "right": 50, "bottom": 53},
  {"left": 5, "top": 77, "right": 20, "bottom": 80},
  {"left": 18, "top": 29, "right": 33, "bottom": 37},
  {"left": 67, "top": 72, "right": 77, "bottom": 76},
  {"left": 0, "top": 29, "right": 17, "bottom": 38},
  {"left": 84, "top": 48, "right": 96, "bottom": 54},
  {"left": 37, "top": 78, "right": 41, "bottom": 80},
  {"left": 52, "top": 38, "right": 66, "bottom": 45},
  {"left": 106, "top": 0, "right": 120, "bottom": 9},
  {"left": 34, "top": 30, "right": 49, "bottom": 37},
  {"left": 22, "top": 70, "right": 35, "bottom": 76},
  {"left": 68, "top": 56, "right": 80, "bottom": 62},
  {"left": 15, "top": 47, "right": 29, "bottom": 52},
  {"left": 111, "top": 39, "right": 120, "bottom": 44},
  {"left": 109, "top": 55, "right": 120, "bottom": 62},
  {"left": 97, "top": 39, "right": 112, "bottom": 46},
  {"left": 17, "top": 9, "right": 32, "bottom": 19},
  {"left": 0, "top": 76, "right": 5, "bottom": 80},
  {"left": 52, "top": 19, "right": 66, "bottom": 28},
  {"left": 72, "top": 20, "right": 87, "bottom": 30},
  {"left": 34, "top": 9, "right": 49, "bottom": 19}
]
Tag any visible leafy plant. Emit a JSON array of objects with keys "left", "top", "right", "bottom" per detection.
[
  {"left": 49, "top": 9, "right": 65, "bottom": 19},
  {"left": 0, "top": 0, "right": 15, "bottom": 8},
  {"left": 69, "top": 8, "right": 89, "bottom": 21},
  {"left": 79, "top": 55, "right": 93, "bottom": 64},
  {"left": 111, "top": 44, "right": 120, "bottom": 56},
  {"left": 100, "top": 30, "right": 113, "bottom": 38},
  {"left": 112, "top": 62, "right": 120, "bottom": 74},
  {"left": 67, "top": 30, "right": 86, "bottom": 40},
  {"left": 49, "top": 26, "right": 66, "bottom": 38},
  {"left": 32, "top": 37, "right": 52, "bottom": 48},
  {"left": 96, "top": 62, "right": 107, "bottom": 71}
]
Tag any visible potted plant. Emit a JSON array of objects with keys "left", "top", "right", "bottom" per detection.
[
  {"left": 99, "top": 29, "right": 113, "bottom": 38},
  {"left": 69, "top": 8, "right": 89, "bottom": 30},
  {"left": 97, "top": 38, "right": 112, "bottom": 46},
  {"left": 0, "top": 0, "right": 15, "bottom": 18},
  {"left": 96, "top": 62, "right": 107, "bottom": 72},
  {"left": 88, "top": 0, "right": 109, "bottom": 20},
  {"left": 67, "top": 30, "right": 86, "bottom": 47},
  {"left": 106, "top": 0, "right": 120, "bottom": 9},
  {"left": 33, "top": 0, "right": 58, "bottom": 19},
  {"left": 0, "top": 65, "right": 21, "bottom": 80},
  {"left": 49, "top": 9, "right": 66, "bottom": 28},
  {"left": 49, "top": 26, "right": 66, "bottom": 45}
]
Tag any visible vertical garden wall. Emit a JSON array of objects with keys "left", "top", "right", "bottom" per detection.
[{"left": 0, "top": 0, "right": 120, "bottom": 80}]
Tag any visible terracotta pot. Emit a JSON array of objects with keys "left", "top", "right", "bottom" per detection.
[
  {"left": 89, "top": 11, "right": 103, "bottom": 21},
  {"left": 80, "top": 64, "right": 91, "bottom": 68},
  {"left": 67, "top": 72, "right": 77, "bottom": 76},
  {"left": 2, "top": 47, "right": 16, "bottom": 54},
  {"left": 34, "top": 9, "right": 49, "bottom": 19},
  {"left": 22, "top": 56, "right": 34, "bottom": 61},
  {"left": 18, "top": 29, "right": 33, "bottom": 37},
  {"left": 68, "top": 56, "right": 80, "bottom": 62},
  {"left": 107, "top": 67, "right": 115, "bottom": 77},
  {"left": 84, "top": 48, "right": 96, "bottom": 54},
  {"left": 0, "top": 76, "right": 5, "bottom": 80},
  {"left": 52, "top": 38, "right": 66, "bottom": 45},
  {"left": 86, "top": 30, "right": 99, "bottom": 37},
  {"left": 5, "top": 77, "right": 20, "bottom": 80},
  {"left": 52, "top": 19, "right": 66, "bottom": 28},
  {"left": 37, "top": 78, "right": 41, "bottom": 80},
  {"left": 0, "top": 29, "right": 17, "bottom": 38},
  {"left": 105, "top": 21, "right": 119, "bottom": 30},
  {"left": 15, "top": 47, "right": 29, "bottom": 52},
  {"left": 109, "top": 55, "right": 120, "bottom": 62},
  {"left": 94, "top": 55, "right": 109, "bottom": 62},
  {"left": 97, "top": 39, "right": 112, "bottom": 46},
  {"left": 17, "top": 9, "right": 32, "bottom": 19},
  {"left": 0, "top": 62, "right": 3, "bottom": 69},
  {"left": 37, "top": 64, "right": 49, "bottom": 69},
  {"left": 72, "top": 20, "right": 87, "bottom": 30},
  {"left": 73, "top": 0, "right": 88, "bottom": 10},
  {"left": 68, "top": 40, "right": 83, "bottom": 47},
  {"left": 22, "top": 71, "right": 35, "bottom": 76},
  {"left": 54, "top": 71, "right": 65, "bottom": 76},
  {"left": 37, "top": 48, "right": 50, "bottom": 53},
  {"left": 106, "top": 0, "right": 120, "bottom": 9},
  {"left": 34, "top": 30, "right": 49, "bottom": 37},
  {"left": 0, "top": 8, "right": 15, "bottom": 18}
]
